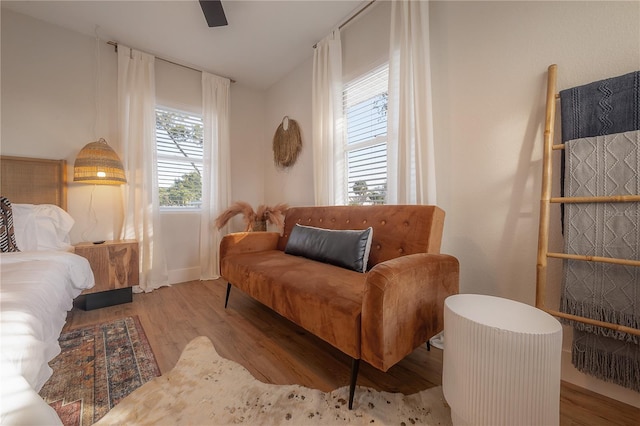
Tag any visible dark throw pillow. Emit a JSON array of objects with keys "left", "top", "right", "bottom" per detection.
[
  {"left": 284, "top": 224, "right": 373, "bottom": 273},
  {"left": 0, "top": 196, "right": 21, "bottom": 252}
]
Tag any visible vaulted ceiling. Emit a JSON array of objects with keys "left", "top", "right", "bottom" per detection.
[{"left": 2, "top": 1, "right": 365, "bottom": 90}]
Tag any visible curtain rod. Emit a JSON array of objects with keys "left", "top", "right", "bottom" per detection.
[
  {"left": 313, "top": 0, "right": 377, "bottom": 48},
  {"left": 106, "top": 41, "right": 236, "bottom": 83}
]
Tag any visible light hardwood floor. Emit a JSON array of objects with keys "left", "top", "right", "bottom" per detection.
[{"left": 65, "top": 280, "right": 639, "bottom": 425}]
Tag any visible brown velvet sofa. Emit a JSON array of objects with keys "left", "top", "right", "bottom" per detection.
[{"left": 220, "top": 205, "right": 459, "bottom": 409}]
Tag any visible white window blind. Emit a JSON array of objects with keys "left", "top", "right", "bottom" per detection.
[
  {"left": 155, "top": 107, "right": 204, "bottom": 209},
  {"left": 343, "top": 64, "right": 389, "bottom": 205}
]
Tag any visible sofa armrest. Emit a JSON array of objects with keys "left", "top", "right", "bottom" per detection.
[
  {"left": 219, "top": 232, "right": 280, "bottom": 260},
  {"left": 360, "top": 253, "right": 459, "bottom": 371}
]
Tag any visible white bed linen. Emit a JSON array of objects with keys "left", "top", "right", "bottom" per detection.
[{"left": 1, "top": 251, "right": 94, "bottom": 424}]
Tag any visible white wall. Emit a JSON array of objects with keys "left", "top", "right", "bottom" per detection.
[
  {"left": 341, "top": 0, "right": 390, "bottom": 82},
  {"left": 1, "top": 9, "right": 122, "bottom": 243},
  {"left": 263, "top": 0, "right": 640, "bottom": 407},
  {"left": 430, "top": 0, "right": 640, "bottom": 302},
  {"left": 263, "top": 0, "right": 391, "bottom": 208},
  {"left": 154, "top": 60, "right": 203, "bottom": 283},
  {"left": 229, "top": 84, "right": 266, "bottom": 214},
  {"left": 1, "top": 9, "right": 266, "bottom": 283},
  {"left": 428, "top": 0, "right": 640, "bottom": 407},
  {"left": 264, "top": 59, "right": 314, "bottom": 208},
  {"left": 153, "top": 56, "right": 267, "bottom": 282}
]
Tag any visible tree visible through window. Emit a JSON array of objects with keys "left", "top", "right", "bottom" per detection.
[
  {"left": 343, "top": 64, "right": 389, "bottom": 205},
  {"left": 155, "top": 107, "right": 204, "bottom": 209}
]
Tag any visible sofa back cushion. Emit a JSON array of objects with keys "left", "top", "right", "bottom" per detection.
[{"left": 277, "top": 205, "right": 445, "bottom": 268}]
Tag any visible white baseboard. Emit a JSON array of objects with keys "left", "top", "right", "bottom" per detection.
[
  {"left": 561, "top": 349, "right": 640, "bottom": 408},
  {"left": 167, "top": 267, "right": 200, "bottom": 285}
]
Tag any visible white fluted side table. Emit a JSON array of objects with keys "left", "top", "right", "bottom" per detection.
[{"left": 443, "top": 294, "right": 562, "bottom": 426}]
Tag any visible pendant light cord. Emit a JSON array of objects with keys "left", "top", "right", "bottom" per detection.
[
  {"left": 81, "top": 27, "right": 101, "bottom": 242},
  {"left": 94, "top": 25, "right": 101, "bottom": 140}
]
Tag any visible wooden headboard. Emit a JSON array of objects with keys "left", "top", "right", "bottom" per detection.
[{"left": 0, "top": 156, "right": 67, "bottom": 209}]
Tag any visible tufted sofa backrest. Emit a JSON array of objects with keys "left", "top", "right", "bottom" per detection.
[{"left": 277, "top": 205, "right": 445, "bottom": 269}]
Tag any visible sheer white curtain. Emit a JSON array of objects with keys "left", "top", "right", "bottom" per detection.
[
  {"left": 387, "top": 0, "right": 437, "bottom": 205},
  {"left": 200, "top": 72, "right": 231, "bottom": 280},
  {"left": 118, "top": 45, "right": 168, "bottom": 292},
  {"left": 312, "top": 29, "right": 344, "bottom": 206}
]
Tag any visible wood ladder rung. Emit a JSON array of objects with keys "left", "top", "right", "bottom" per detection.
[
  {"left": 542, "top": 308, "right": 640, "bottom": 337},
  {"left": 550, "top": 195, "right": 640, "bottom": 203},
  {"left": 547, "top": 252, "right": 640, "bottom": 267}
]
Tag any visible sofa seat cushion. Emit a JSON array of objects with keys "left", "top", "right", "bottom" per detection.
[{"left": 221, "top": 250, "right": 366, "bottom": 358}]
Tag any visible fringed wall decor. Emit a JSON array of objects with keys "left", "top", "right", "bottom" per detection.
[{"left": 273, "top": 116, "right": 302, "bottom": 169}]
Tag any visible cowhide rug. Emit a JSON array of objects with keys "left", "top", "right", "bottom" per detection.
[{"left": 95, "top": 336, "right": 452, "bottom": 425}]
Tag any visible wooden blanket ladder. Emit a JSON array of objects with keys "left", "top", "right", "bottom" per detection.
[{"left": 535, "top": 64, "right": 640, "bottom": 337}]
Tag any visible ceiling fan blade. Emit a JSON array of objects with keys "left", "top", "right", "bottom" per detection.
[{"left": 199, "top": 0, "right": 228, "bottom": 27}]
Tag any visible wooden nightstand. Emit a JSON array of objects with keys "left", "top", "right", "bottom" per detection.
[{"left": 74, "top": 240, "right": 139, "bottom": 310}]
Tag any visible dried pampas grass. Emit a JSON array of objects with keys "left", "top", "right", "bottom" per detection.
[
  {"left": 215, "top": 202, "right": 289, "bottom": 232},
  {"left": 215, "top": 201, "right": 256, "bottom": 232},
  {"left": 273, "top": 116, "right": 301, "bottom": 169},
  {"left": 256, "top": 203, "right": 288, "bottom": 230}
]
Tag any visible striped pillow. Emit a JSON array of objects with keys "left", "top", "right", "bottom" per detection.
[{"left": 0, "top": 196, "right": 21, "bottom": 252}]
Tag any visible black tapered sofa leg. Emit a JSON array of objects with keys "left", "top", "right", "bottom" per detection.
[
  {"left": 348, "top": 358, "right": 360, "bottom": 410},
  {"left": 224, "top": 283, "right": 232, "bottom": 308}
]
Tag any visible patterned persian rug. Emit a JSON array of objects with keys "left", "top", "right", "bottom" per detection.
[
  {"left": 96, "top": 336, "right": 452, "bottom": 425},
  {"left": 39, "top": 316, "right": 160, "bottom": 425}
]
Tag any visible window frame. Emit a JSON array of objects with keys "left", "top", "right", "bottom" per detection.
[
  {"left": 155, "top": 105, "right": 204, "bottom": 212},
  {"left": 341, "top": 63, "right": 389, "bottom": 206}
]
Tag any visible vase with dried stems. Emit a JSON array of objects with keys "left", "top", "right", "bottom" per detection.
[{"left": 214, "top": 201, "right": 288, "bottom": 232}]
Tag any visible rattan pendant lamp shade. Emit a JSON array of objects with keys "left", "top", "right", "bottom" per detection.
[{"left": 73, "top": 138, "right": 127, "bottom": 185}]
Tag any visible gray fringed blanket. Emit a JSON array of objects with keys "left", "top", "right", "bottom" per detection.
[
  {"left": 560, "top": 71, "right": 640, "bottom": 142},
  {"left": 559, "top": 71, "right": 640, "bottom": 225},
  {"left": 562, "top": 130, "right": 640, "bottom": 391}
]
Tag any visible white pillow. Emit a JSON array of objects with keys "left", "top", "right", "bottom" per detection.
[
  {"left": 12, "top": 204, "right": 37, "bottom": 251},
  {"left": 12, "top": 204, "right": 74, "bottom": 252}
]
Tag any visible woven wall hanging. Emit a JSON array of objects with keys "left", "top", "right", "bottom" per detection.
[{"left": 272, "top": 116, "right": 302, "bottom": 169}]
